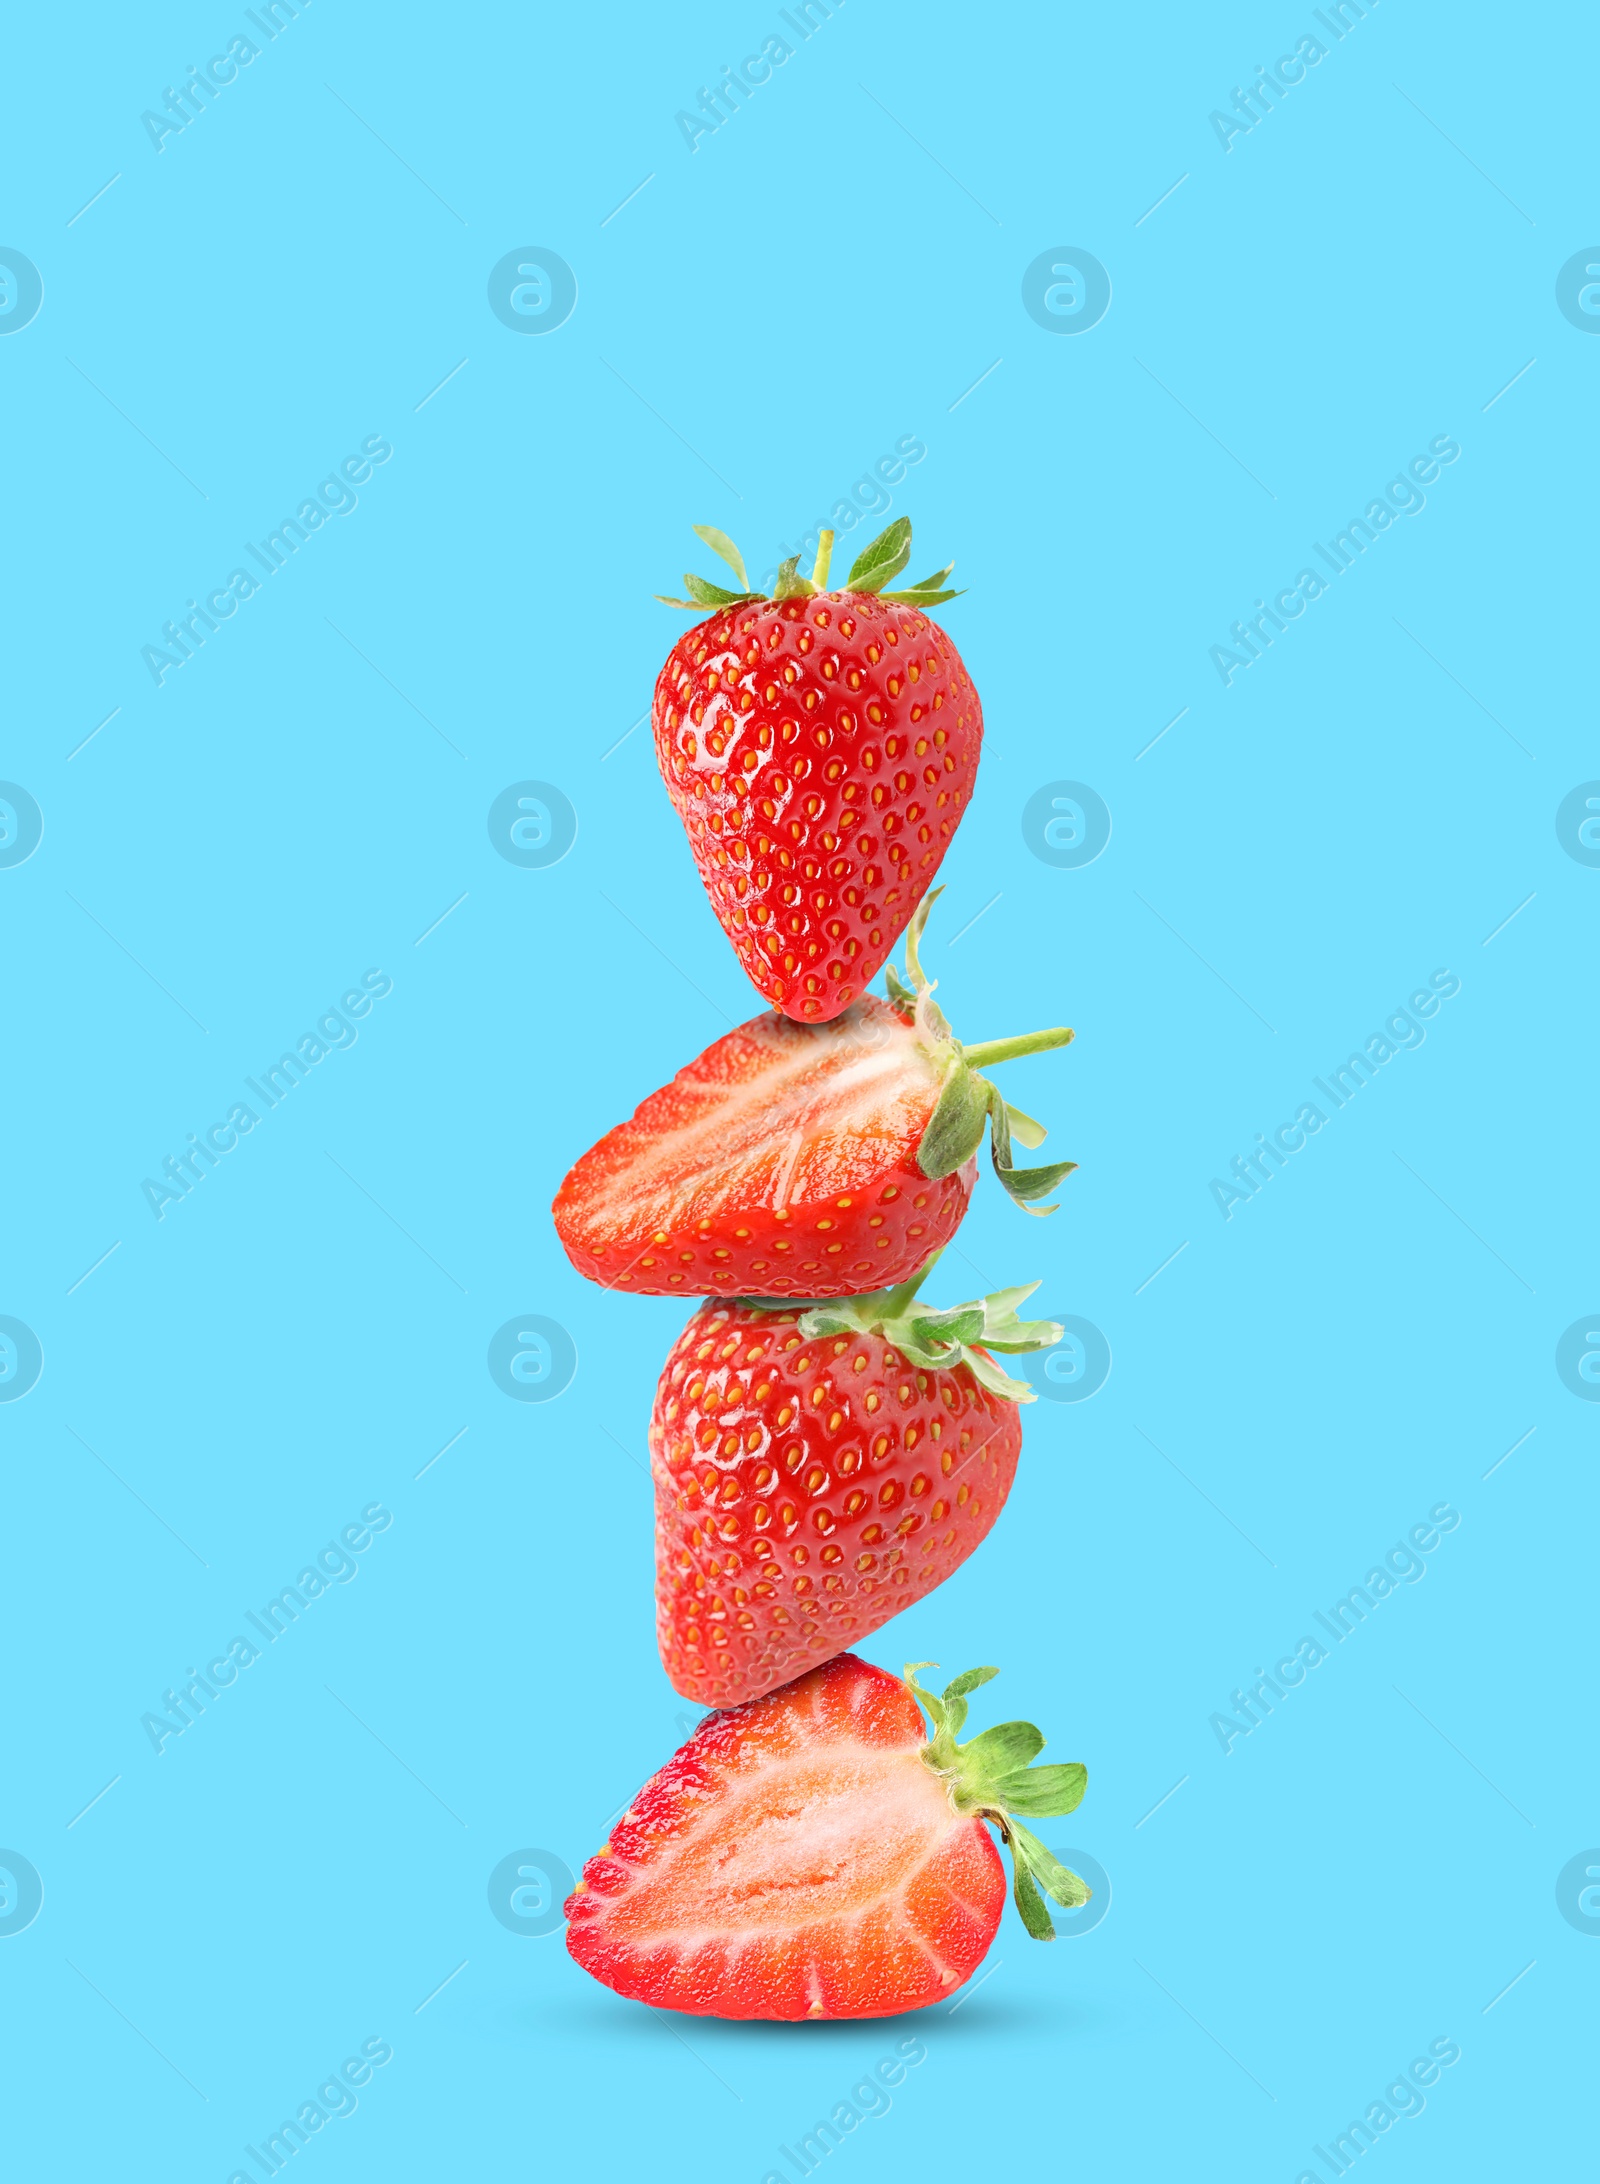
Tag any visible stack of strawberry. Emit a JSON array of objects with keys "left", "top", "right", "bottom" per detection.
[{"left": 551, "top": 522, "right": 1093, "bottom": 2020}]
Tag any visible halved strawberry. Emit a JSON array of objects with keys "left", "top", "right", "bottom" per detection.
[
  {"left": 654, "top": 519, "right": 979, "bottom": 1021},
  {"left": 650, "top": 1261, "right": 1061, "bottom": 1707},
  {"left": 564, "top": 1653, "right": 1089, "bottom": 2020},
  {"left": 551, "top": 891, "right": 1077, "bottom": 1299}
]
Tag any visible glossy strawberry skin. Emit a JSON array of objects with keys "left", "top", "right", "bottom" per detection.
[
  {"left": 550, "top": 995, "right": 976, "bottom": 1300},
  {"left": 650, "top": 1301, "right": 1022, "bottom": 1709},
  {"left": 653, "top": 593, "right": 982, "bottom": 1023},
  {"left": 564, "top": 1653, "right": 1004, "bottom": 2019}
]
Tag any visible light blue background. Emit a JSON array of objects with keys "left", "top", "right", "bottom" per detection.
[{"left": 3, "top": 3, "right": 1594, "bottom": 2177}]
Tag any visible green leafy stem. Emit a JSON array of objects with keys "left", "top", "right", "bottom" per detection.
[
  {"left": 792, "top": 1250, "right": 1062, "bottom": 1404},
  {"left": 887, "top": 889, "right": 1079, "bottom": 1214},
  {"left": 907, "top": 1663, "right": 1090, "bottom": 1941},
  {"left": 657, "top": 518, "right": 960, "bottom": 614}
]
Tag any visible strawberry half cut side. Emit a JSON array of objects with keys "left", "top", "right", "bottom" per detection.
[
  {"left": 652, "top": 1257, "right": 1063, "bottom": 1708},
  {"left": 563, "top": 1652, "right": 1089, "bottom": 2020},
  {"left": 652, "top": 520, "right": 977, "bottom": 1021},
  {"left": 551, "top": 888, "right": 1079, "bottom": 1300}
]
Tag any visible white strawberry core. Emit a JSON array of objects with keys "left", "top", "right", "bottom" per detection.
[{"left": 608, "top": 1746, "right": 958, "bottom": 1941}]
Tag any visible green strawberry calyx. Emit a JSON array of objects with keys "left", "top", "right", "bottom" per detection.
[
  {"left": 788, "top": 1251, "right": 1063, "bottom": 1403},
  {"left": 887, "top": 888, "right": 1079, "bottom": 1214},
  {"left": 656, "top": 519, "right": 961, "bottom": 613},
  {"left": 906, "top": 1662, "right": 1090, "bottom": 1942}
]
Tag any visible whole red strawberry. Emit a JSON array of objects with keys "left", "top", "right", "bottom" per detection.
[
  {"left": 648, "top": 1260, "right": 1061, "bottom": 1708},
  {"left": 564, "top": 1652, "right": 1090, "bottom": 2019},
  {"left": 654, "top": 520, "right": 979, "bottom": 1021},
  {"left": 552, "top": 890, "right": 1077, "bottom": 1299}
]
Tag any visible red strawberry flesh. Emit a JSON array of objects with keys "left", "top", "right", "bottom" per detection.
[
  {"left": 552, "top": 994, "right": 975, "bottom": 1299},
  {"left": 651, "top": 1296, "right": 1027, "bottom": 1707},
  {"left": 564, "top": 1654, "right": 1005, "bottom": 2019},
  {"left": 653, "top": 593, "right": 982, "bottom": 1022}
]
